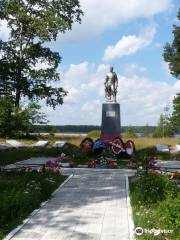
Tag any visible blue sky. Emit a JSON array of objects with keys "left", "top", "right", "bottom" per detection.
[{"left": 0, "top": 0, "right": 180, "bottom": 126}]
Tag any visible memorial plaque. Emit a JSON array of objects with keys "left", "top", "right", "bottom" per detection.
[{"left": 106, "top": 111, "right": 116, "bottom": 117}]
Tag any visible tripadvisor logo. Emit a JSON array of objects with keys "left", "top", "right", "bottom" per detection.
[{"left": 134, "top": 227, "right": 173, "bottom": 236}]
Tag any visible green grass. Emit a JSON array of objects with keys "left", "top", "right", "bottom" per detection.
[
  {"left": 0, "top": 171, "right": 67, "bottom": 240},
  {"left": 0, "top": 142, "right": 88, "bottom": 166},
  {"left": 0, "top": 148, "right": 62, "bottom": 166},
  {"left": 130, "top": 175, "right": 180, "bottom": 240},
  {"left": 128, "top": 137, "right": 180, "bottom": 150}
]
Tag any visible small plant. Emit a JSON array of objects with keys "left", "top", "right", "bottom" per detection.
[{"left": 130, "top": 175, "right": 177, "bottom": 206}]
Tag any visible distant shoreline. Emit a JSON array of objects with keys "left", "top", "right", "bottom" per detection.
[{"left": 30, "top": 133, "right": 87, "bottom": 137}]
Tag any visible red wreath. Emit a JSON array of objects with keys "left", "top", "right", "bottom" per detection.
[
  {"left": 111, "top": 137, "right": 124, "bottom": 155},
  {"left": 124, "top": 140, "right": 135, "bottom": 158}
]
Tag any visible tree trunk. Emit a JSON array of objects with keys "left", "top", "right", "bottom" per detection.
[{"left": 15, "top": 21, "right": 23, "bottom": 107}]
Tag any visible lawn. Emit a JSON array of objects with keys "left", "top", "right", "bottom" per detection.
[
  {"left": 130, "top": 175, "right": 180, "bottom": 240},
  {"left": 0, "top": 141, "right": 88, "bottom": 166},
  {"left": 0, "top": 171, "right": 67, "bottom": 240}
]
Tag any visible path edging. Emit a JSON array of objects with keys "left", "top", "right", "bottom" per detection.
[
  {"left": 3, "top": 174, "right": 73, "bottom": 240},
  {"left": 126, "top": 176, "right": 135, "bottom": 240}
]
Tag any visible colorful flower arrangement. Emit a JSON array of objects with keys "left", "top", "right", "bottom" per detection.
[
  {"left": 46, "top": 159, "right": 61, "bottom": 173},
  {"left": 128, "top": 160, "right": 140, "bottom": 169},
  {"left": 109, "top": 160, "right": 118, "bottom": 169},
  {"left": 87, "top": 160, "right": 97, "bottom": 168},
  {"left": 146, "top": 156, "right": 157, "bottom": 168}
]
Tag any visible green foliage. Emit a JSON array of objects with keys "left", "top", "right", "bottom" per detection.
[
  {"left": 0, "top": 142, "right": 88, "bottom": 166},
  {"left": 0, "top": 0, "right": 83, "bottom": 136},
  {"left": 87, "top": 130, "right": 101, "bottom": 138},
  {"left": 0, "top": 171, "right": 66, "bottom": 239},
  {"left": 163, "top": 8, "right": 180, "bottom": 79},
  {"left": 130, "top": 176, "right": 180, "bottom": 240},
  {"left": 125, "top": 127, "right": 137, "bottom": 138},
  {"left": 143, "top": 124, "right": 151, "bottom": 137},
  {"left": 0, "top": 96, "right": 47, "bottom": 137},
  {"left": 170, "top": 93, "right": 180, "bottom": 131},
  {"left": 157, "top": 194, "right": 180, "bottom": 236},
  {"left": 61, "top": 142, "right": 88, "bottom": 164},
  {"left": 130, "top": 175, "right": 176, "bottom": 206},
  {"left": 154, "top": 112, "right": 174, "bottom": 137},
  {"left": 0, "top": 0, "right": 83, "bottom": 107}
]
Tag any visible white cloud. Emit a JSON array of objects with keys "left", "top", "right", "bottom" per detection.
[
  {"left": 103, "top": 25, "right": 157, "bottom": 61},
  {"left": 161, "top": 61, "right": 171, "bottom": 76},
  {"left": 124, "top": 63, "right": 147, "bottom": 76},
  {"left": 0, "top": 1, "right": 172, "bottom": 43},
  {"left": 58, "top": 0, "right": 171, "bottom": 42},
  {"left": 0, "top": 20, "right": 10, "bottom": 41},
  {"left": 44, "top": 62, "right": 180, "bottom": 126}
]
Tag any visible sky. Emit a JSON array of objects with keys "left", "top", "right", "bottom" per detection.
[{"left": 0, "top": 0, "right": 180, "bottom": 126}]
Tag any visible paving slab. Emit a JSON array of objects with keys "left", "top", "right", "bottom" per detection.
[
  {"left": 154, "top": 160, "right": 180, "bottom": 172},
  {"left": 6, "top": 169, "right": 134, "bottom": 240}
]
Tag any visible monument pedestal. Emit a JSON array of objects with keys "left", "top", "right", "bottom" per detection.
[{"left": 100, "top": 103, "right": 121, "bottom": 142}]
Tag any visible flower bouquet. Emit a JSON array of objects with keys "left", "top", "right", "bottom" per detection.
[{"left": 87, "top": 160, "right": 97, "bottom": 168}]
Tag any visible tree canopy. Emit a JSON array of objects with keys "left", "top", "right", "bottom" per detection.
[
  {"left": 163, "top": 8, "right": 180, "bottom": 79},
  {"left": 170, "top": 93, "right": 180, "bottom": 131},
  {"left": 0, "top": 0, "right": 83, "bottom": 136},
  {"left": 0, "top": 0, "right": 83, "bottom": 107}
]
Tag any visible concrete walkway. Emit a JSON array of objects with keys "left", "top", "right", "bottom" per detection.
[{"left": 7, "top": 169, "right": 134, "bottom": 240}]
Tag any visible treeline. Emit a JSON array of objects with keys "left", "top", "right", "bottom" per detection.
[{"left": 33, "top": 125, "right": 157, "bottom": 135}]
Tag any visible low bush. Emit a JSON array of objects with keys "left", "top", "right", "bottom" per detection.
[
  {"left": 130, "top": 175, "right": 176, "bottom": 205},
  {"left": 61, "top": 142, "right": 88, "bottom": 164}
]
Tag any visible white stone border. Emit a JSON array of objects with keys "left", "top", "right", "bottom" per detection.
[
  {"left": 3, "top": 174, "right": 73, "bottom": 240},
  {"left": 126, "top": 176, "right": 135, "bottom": 240}
]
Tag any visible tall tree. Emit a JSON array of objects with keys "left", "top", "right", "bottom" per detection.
[
  {"left": 0, "top": 0, "right": 83, "bottom": 107},
  {"left": 170, "top": 93, "right": 180, "bottom": 131},
  {"left": 163, "top": 8, "right": 180, "bottom": 79},
  {"left": 154, "top": 109, "right": 173, "bottom": 138}
]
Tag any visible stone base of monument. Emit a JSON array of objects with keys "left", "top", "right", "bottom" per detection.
[{"left": 100, "top": 103, "right": 121, "bottom": 142}]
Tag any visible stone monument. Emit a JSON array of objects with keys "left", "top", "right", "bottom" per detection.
[{"left": 100, "top": 66, "right": 121, "bottom": 141}]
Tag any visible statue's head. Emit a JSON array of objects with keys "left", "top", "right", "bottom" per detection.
[{"left": 110, "top": 66, "right": 113, "bottom": 72}]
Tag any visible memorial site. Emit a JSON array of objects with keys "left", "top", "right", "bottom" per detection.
[{"left": 0, "top": 1, "right": 180, "bottom": 240}]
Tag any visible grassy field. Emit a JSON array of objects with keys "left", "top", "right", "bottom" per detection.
[
  {"left": 0, "top": 171, "right": 66, "bottom": 240},
  {"left": 128, "top": 137, "right": 180, "bottom": 150},
  {"left": 0, "top": 135, "right": 83, "bottom": 146},
  {"left": 1, "top": 136, "right": 180, "bottom": 147},
  {"left": 0, "top": 137, "right": 180, "bottom": 166}
]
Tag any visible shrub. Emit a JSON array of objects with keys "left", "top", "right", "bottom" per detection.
[
  {"left": 157, "top": 193, "right": 180, "bottom": 238},
  {"left": 130, "top": 175, "right": 177, "bottom": 205},
  {"left": 87, "top": 130, "right": 100, "bottom": 138},
  {"left": 61, "top": 142, "right": 88, "bottom": 164}
]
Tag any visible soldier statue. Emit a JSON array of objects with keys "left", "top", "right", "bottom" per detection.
[{"left": 104, "top": 66, "right": 118, "bottom": 102}]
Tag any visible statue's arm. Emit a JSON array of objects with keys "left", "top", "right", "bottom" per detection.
[
  {"left": 115, "top": 73, "right": 118, "bottom": 89},
  {"left": 104, "top": 75, "right": 108, "bottom": 85}
]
